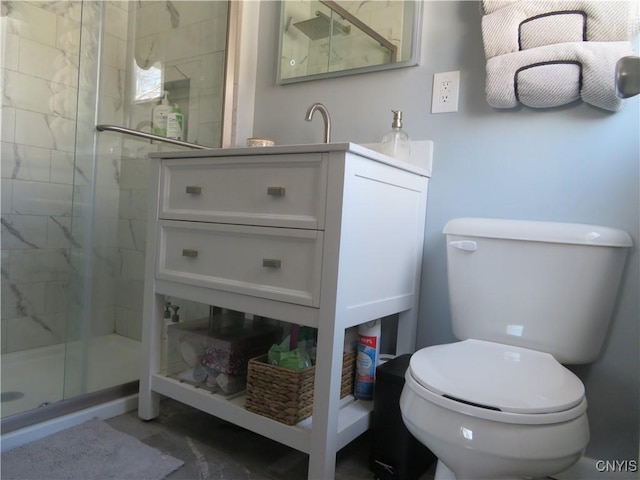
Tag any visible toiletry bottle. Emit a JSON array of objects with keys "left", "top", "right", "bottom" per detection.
[
  {"left": 161, "top": 303, "right": 181, "bottom": 370},
  {"left": 152, "top": 91, "right": 171, "bottom": 137},
  {"left": 380, "top": 110, "right": 411, "bottom": 161},
  {"left": 167, "top": 104, "right": 184, "bottom": 140},
  {"left": 161, "top": 302, "right": 173, "bottom": 369},
  {"left": 354, "top": 319, "right": 381, "bottom": 400}
]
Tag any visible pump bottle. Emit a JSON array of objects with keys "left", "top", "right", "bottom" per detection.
[
  {"left": 167, "top": 104, "right": 184, "bottom": 140},
  {"left": 380, "top": 110, "right": 411, "bottom": 161},
  {"left": 152, "top": 91, "right": 171, "bottom": 137}
]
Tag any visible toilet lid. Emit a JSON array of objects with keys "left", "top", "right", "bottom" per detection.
[{"left": 409, "top": 339, "right": 585, "bottom": 414}]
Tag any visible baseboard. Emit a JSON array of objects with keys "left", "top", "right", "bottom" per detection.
[
  {"left": 553, "top": 456, "right": 639, "bottom": 480},
  {"left": 1, "top": 394, "right": 138, "bottom": 452}
]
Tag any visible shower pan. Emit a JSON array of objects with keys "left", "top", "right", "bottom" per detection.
[{"left": 1, "top": 0, "right": 230, "bottom": 432}]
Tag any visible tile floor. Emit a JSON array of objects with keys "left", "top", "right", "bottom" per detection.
[{"left": 105, "top": 398, "right": 437, "bottom": 480}]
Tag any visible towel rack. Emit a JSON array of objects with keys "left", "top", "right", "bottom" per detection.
[
  {"left": 616, "top": 56, "right": 640, "bottom": 98},
  {"left": 96, "top": 124, "right": 213, "bottom": 150}
]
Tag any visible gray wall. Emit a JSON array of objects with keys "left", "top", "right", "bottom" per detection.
[{"left": 252, "top": 1, "right": 639, "bottom": 461}]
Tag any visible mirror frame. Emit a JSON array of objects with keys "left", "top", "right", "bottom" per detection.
[{"left": 277, "top": 1, "right": 423, "bottom": 84}]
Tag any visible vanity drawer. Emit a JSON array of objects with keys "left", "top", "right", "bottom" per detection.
[
  {"left": 156, "top": 220, "right": 323, "bottom": 307},
  {"left": 160, "top": 155, "right": 327, "bottom": 229}
]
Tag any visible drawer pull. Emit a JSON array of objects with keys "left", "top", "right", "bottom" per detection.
[
  {"left": 262, "top": 258, "right": 281, "bottom": 269},
  {"left": 267, "top": 187, "right": 286, "bottom": 197},
  {"left": 186, "top": 186, "right": 202, "bottom": 195},
  {"left": 182, "top": 248, "right": 199, "bottom": 258}
]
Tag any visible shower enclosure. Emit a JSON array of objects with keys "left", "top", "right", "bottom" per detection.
[{"left": 1, "top": 1, "right": 229, "bottom": 423}]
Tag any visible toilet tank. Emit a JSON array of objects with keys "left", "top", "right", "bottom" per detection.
[{"left": 443, "top": 218, "right": 632, "bottom": 364}]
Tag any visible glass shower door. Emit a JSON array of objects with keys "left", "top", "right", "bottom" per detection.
[
  {"left": 63, "top": 0, "right": 231, "bottom": 400},
  {"left": 1, "top": 0, "right": 94, "bottom": 417},
  {"left": 1, "top": 0, "right": 229, "bottom": 420},
  {"left": 62, "top": 0, "right": 136, "bottom": 399}
]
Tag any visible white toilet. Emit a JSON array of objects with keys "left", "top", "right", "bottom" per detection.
[{"left": 400, "top": 217, "right": 632, "bottom": 480}]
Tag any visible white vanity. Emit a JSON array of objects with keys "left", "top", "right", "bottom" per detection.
[{"left": 139, "top": 142, "right": 430, "bottom": 479}]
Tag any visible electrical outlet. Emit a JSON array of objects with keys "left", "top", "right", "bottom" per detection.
[{"left": 431, "top": 71, "right": 460, "bottom": 114}]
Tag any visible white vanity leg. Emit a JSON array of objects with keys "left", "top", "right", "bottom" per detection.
[
  {"left": 307, "top": 319, "right": 345, "bottom": 479},
  {"left": 139, "top": 161, "right": 162, "bottom": 420},
  {"left": 138, "top": 388, "right": 161, "bottom": 420},
  {"left": 138, "top": 292, "right": 163, "bottom": 420}
]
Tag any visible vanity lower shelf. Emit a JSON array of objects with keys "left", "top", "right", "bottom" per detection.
[{"left": 150, "top": 374, "right": 373, "bottom": 453}]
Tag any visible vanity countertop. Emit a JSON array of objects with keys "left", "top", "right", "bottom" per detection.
[{"left": 149, "top": 142, "right": 432, "bottom": 178}]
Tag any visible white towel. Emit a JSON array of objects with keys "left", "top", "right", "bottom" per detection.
[
  {"left": 485, "top": 41, "right": 634, "bottom": 111},
  {"left": 482, "top": 1, "right": 640, "bottom": 59},
  {"left": 481, "top": 0, "right": 520, "bottom": 16}
]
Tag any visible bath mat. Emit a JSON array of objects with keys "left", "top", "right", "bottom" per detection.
[{"left": 1, "top": 418, "right": 183, "bottom": 480}]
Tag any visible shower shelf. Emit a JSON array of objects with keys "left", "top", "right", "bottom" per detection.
[{"left": 138, "top": 142, "right": 429, "bottom": 480}]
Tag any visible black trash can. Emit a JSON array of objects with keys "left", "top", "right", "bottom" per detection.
[{"left": 370, "top": 354, "right": 436, "bottom": 480}]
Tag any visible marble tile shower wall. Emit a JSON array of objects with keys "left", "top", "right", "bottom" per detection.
[
  {"left": 131, "top": 1, "right": 227, "bottom": 146},
  {"left": 115, "top": 1, "right": 228, "bottom": 340},
  {"left": 1, "top": 1, "right": 227, "bottom": 355},
  {"left": 1, "top": 1, "right": 130, "bottom": 354}
]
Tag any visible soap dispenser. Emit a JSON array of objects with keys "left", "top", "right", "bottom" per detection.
[
  {"left": 167, "top": 104, "right": 184, "bottom": 140},
  {"left": 380, "top": 110, "right": 411, "bottom": 161},
  {"left": 152, "top": 91, "right": 171, "bottom": 137},
  {"left": 161, "top": 302, "right": 182, "bottom": 370}
]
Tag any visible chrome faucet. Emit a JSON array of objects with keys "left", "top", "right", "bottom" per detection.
[{"left": 305, "top": 102, "right": 331, "bottom": 143}]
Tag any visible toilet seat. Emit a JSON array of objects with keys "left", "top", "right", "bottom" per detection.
[{"left": 409, "top": 339, "right": 585, "bottom": 415}]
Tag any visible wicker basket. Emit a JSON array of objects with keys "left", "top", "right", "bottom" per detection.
[{"left": 245, "top": 351, "right": 356, "bottom": 425}]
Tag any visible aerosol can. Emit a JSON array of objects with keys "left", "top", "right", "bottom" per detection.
[{"left": 354, "top": 319, "right": 381, "bottom": 400}]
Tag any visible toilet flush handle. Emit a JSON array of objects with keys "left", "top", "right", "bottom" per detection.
[{"left": 448, "top": 240, "right": 478, "bottom": 252}]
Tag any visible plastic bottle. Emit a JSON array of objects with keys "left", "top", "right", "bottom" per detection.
[
  {"left": 152, "top": 91, "right": 171, "bottom": 137},
  {"left": 161, "top": 302, "right": 180, "bottom": 370},
  {"left": 167, "top": 104, "right": 184, "bottom": 140},
  {"left": 380, "top": 110, "right": 411, "bottom": 161},
  {"left": 354, "top": 319, "right": 381, "bottom": 400}
]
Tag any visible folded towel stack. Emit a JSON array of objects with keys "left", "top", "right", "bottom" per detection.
[{"left": 481, "top": 1, "right": 639, "bottom": 111}]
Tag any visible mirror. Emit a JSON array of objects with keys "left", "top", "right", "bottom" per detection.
[{"left": 278, "top": 1, "right": 423, "bottom": 84}]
